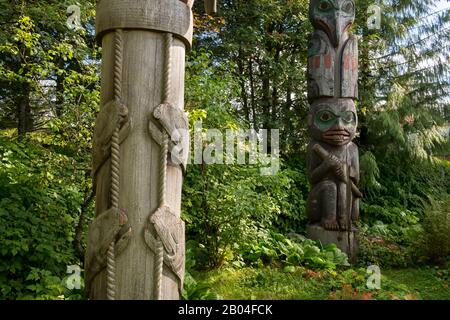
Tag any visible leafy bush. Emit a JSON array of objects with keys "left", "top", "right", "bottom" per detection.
[
  {"left": 358, "top": 194, "right": 450, "bottom": 268},
  {"left": 358, "top": 234, "right": 416, "bottom": 268},
  {"left": 182, "top": 241, "right": 219, "bottom": 300},
  {"left": 13, "top": 267, "right": 85, "bottom": 300},
  {"left": 358, "top": 201, "right": 424, "bottom": 268},
  {"left": 418, "top": 196, "right": 450, "bottom": 265},
  {"left": 239, "top": 231, "right": 349, "bottom": 270},
  {"left": 361, "top": 203, "right": 421, "bottom": 229},
  {"left": 0, "top": 138, "right": 87, "bottom": 299}
]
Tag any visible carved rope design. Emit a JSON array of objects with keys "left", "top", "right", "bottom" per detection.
[
  {"left": 159, "top": 32, "right": 172, "bottom": 208},
  {"left": 154, "top": 229, "right": 164, "bottom": 299},
  {"left": 114, "top": 29, "right": 124, "bottom": 104},
  {"left": 154, "top": 132, "right": 167, "bottom": 299},
  {"left": 106, "top": 241, "right": 116, "bottom": 300},
  {"left": 106, "top": 28, "right": 124, "bottom": 301},
  {"left": 153, "top": 32, "right": 173, "bottom": 301},
  {"left": 163, "top": 32, "right": 172, "bottom": 106}
]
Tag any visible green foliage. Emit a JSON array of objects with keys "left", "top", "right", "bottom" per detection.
[
  {"left": 182, "top": 273, "right": 219, "bottom": 300},
  {"left": 194, "top": 0, "right": 311, "bottom": 150},
  {"left": 183, "top": 51, "right": 308, "bottom": 269},
  {"left": 200, "top": 265, "right": 449, "bottom": 300},
  {"left": 183, "top": 163, "right": 304, "bottom": 268},
  {"left": 0, "top": 1, "right": 97, "bottom": 300},
  {"left": 358, "top": 233, "right": 416, "bottom": 268},
  {"left": 16, "top": 268, "right": 65, "bottom": 300},
  {"left": 361, "top": 203, "right": 420, "bottom": 228},
  {"left": 239, "top": 231, "right": 349, "bottom": 270},
  {"left": 360, "top": 151, "right": 381, "bottom": 194},
  {"left": 182, "top": 241, "right": 219, "bottom": 300},
  {"left": 358, "top": 159, "right": 450, "bottom": 268},
  {"left": 418, "top": 196, "right": 450, "bottom": 264},
  {"left": 0, "top": 1, "right": 98, "bottom": 137},
  {"left": 0, "top": 138, "right": 89, "bottom": 299},
  {"left": 271, "top": 163, "right": 309, "bottom": 234},
  {"left": 358, "top": 203, "right": 422, "bottom": 268}
]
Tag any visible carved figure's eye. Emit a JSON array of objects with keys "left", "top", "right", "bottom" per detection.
[
  {"left": 319, "top": 110, "right": 334, "bottom": 122},
  {"left": 342, "top": 1, "right": 354, "bottom": 14},
  {"left": 318, "top": 0, "right": 333, "bottom": 12},
  {"left": 341, "top": 111, "right": 355, "bottom": 123},
  {"left": 314, "top": 109, "right": 337, "bottom": 130}
]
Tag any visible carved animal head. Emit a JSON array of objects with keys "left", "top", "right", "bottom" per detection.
[
  {"left": 308, "top": 98, "right": 357, "bottom": 146},
  {"left": 309, "top": 0, "right": 355, "bottom": 47}
]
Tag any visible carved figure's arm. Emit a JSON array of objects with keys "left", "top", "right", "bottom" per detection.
[
  {"left": 310, "top": 144, "right": 348, "bottom": 183},
  {"left": 309, "top": 160, "right": 331, "bottom": 184},
  {"left": 308, "top": 144, "right": 340, "bottom": 184}
]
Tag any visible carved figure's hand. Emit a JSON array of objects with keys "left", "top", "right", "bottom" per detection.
[
  {"left": 324, "top": 154, "right": 340, "bottom": 169},
  {"left": 324, "top": 154, "right": 346, "bottom": 180},
  {"left": 335, "top": 164, "right": 346, "bottom": 181}
]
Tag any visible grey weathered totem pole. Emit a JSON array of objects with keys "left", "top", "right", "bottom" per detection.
[
  {"left": 85, "top": 0, "right": 217, "bottom": 300},
  {"left": 306, "top": 0, "right": 361, "bottom": 262}
]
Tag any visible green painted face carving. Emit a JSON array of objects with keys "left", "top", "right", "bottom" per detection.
[
  {"left": 309, "top": 98, "right": 357, "bottom": 146},
  {"left": 314, "top": 109, "right": 356, "bottom": 131}
]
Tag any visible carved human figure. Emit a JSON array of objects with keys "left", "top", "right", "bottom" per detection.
[{"left": 306, "top": 98, "right": 361, "bottom": 231}]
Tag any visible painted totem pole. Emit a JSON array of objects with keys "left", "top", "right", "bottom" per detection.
[
  {"left": 85, "top": 0, "right": 217, "bottom": 300},
  {"left": 306, "top": 0, "right": 362, "bottom": 262}
]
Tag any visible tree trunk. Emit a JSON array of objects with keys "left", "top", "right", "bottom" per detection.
[
  {"left": 17, "top": 82, "right": 32, "bottom": 139},
  {"left": 55, "top": 59, "right": 65, "bottom": 117},
  {"left": 237, "top": 46, "right": 250, "bottom": 124},
  {"left": 248, "top": 56, "right": 257, "bottom": 130}
]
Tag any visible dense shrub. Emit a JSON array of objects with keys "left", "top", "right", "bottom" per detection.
[
  {"left": 418, "top": 196, "right": 450, "bottom": 265},
  {"left": 238, "top": 231, "right": 349, "bottom": 270},
  {"left": 0, "top": 139, "right": 87, "bottom": 299},
  {"left": 183, "top": 164, "right": 305, "bottom": 268}
]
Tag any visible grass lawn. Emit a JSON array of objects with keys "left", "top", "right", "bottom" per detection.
[
  {"left": 195, "top": 266, "right": 450, "bottom": 300},
  {"left": 383, "top": 268, "right": 450, "bottom": 300}
]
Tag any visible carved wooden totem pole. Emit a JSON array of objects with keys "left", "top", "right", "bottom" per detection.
[
  {"left": 85, "top": 0, "right": 217, "bottom": 300},
  {"left": 306, "top": 0, "right": 361, "bottom": 262}
]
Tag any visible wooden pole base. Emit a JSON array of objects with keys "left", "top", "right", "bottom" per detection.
[{"left": 307, "top": 224, "right": 358, "bottom": 264}]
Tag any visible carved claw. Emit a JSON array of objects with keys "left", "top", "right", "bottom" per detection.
[
  {"left": 148, "top": 103, "right": 189, "bottom": 171},
  {"left": 85, "top": 207, "right": 131, "bottom": 295},
  {"left": 144, "top": 205, "right": 185, "bottom": 289},
  {"left": 92, "top": 99, "right": 131, "bottom": 178},
  {"left": 149, "top": 205, "right": 182, "bottom": 256},
  {"left": 153, "top": 103, "right": 188, "bottom": 145}
]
